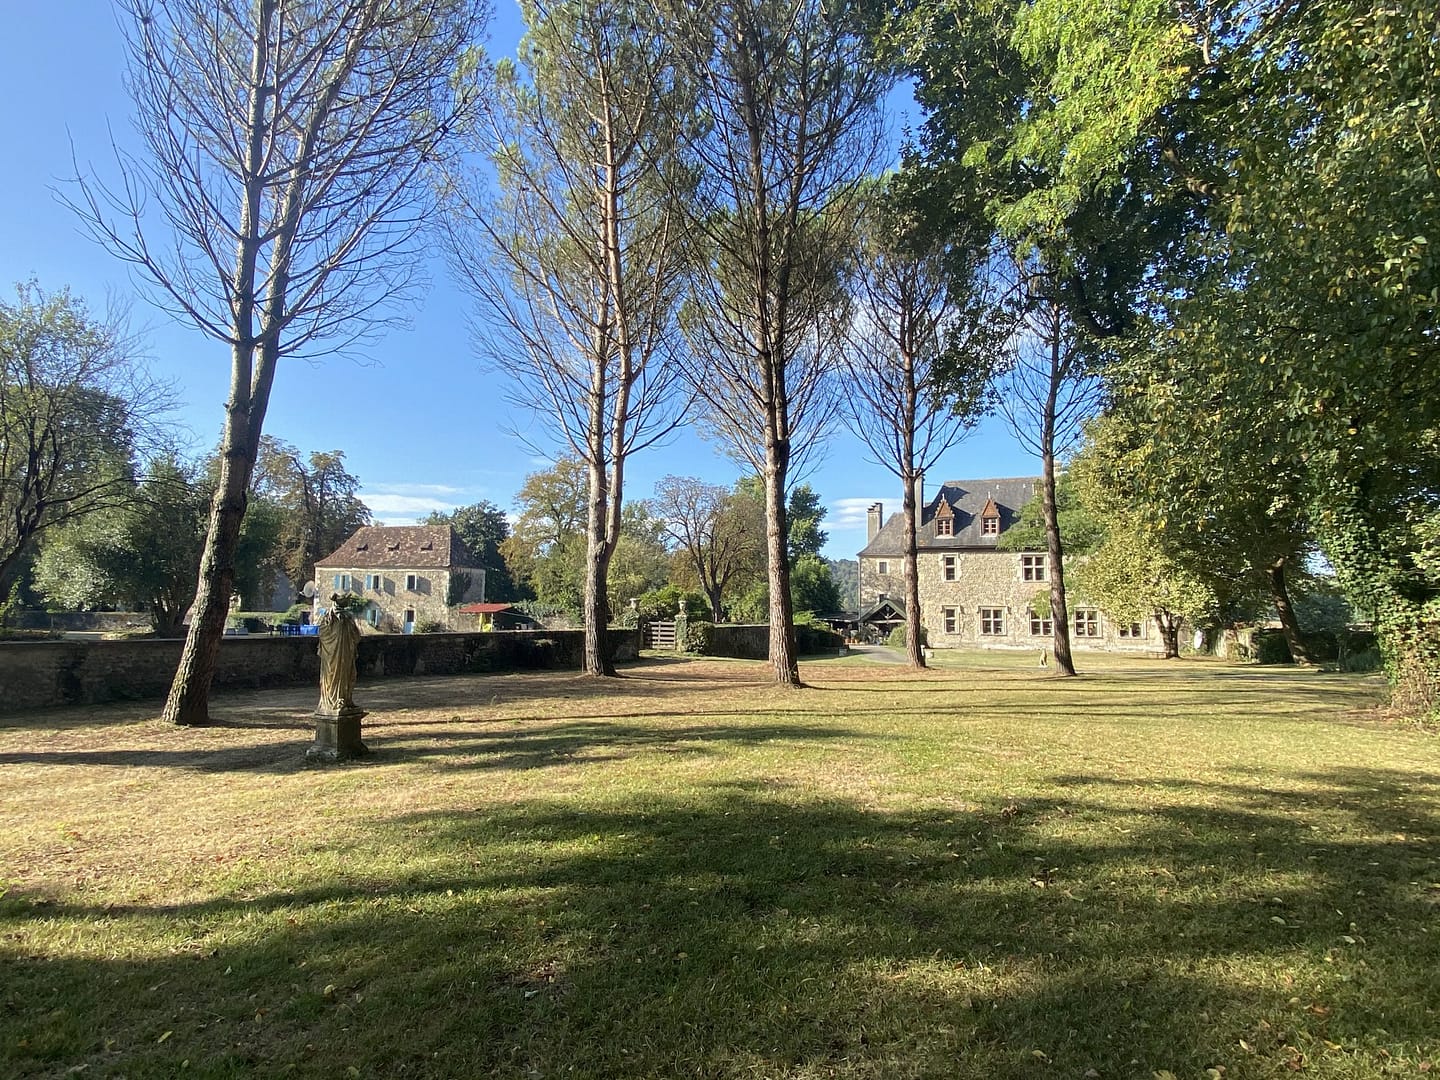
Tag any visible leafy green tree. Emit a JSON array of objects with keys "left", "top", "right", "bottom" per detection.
[
  {"left": 997, "top": 471, "right": 1105, "bottom": 557},
  {"left": 786, "top": 485, "right": 830, "bottom": 565},
  {"left": 650, "top": 475, "right": 765, "bottom": 621},
  {"left": 791, "top": 554, "right": 842, "bottom": 617},
  {"left": 0, "top": 283, "right": 164, "bottom": 591},
  {"left": 502, "top": 458, "right": 588, "bottom": 610},
  {"left": 424, "top": 501, "right": 525, "bottom": 603},
  {"left": 253, "top": 439, "right": 372, "bottom": 592},
  {"left": 33, "top": 455, "right": 208, "bottom": 635},
  {"left": 608, "top": 504, "right": 673, "bottom": 614}
]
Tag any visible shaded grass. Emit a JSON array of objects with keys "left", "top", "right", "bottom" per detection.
[{"left": 1, "top": 655, "right": 1436, "bottom": 1078}]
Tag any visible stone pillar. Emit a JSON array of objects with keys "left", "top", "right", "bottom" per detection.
[{"left": 867, "top": 502, "right": 883, "bottom": 543}]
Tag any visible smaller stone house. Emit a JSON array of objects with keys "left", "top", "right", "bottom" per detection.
[
  {"left": 858, "top": 476, "right": 1154, "bottom": 653},
  {"left": 313, "top": 525, "right": 486, "bottom": 633}
]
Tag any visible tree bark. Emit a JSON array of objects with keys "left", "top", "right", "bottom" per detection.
[
  {"left": 765, "top": 449, "right": 800, "bottom": 686},
  {"left": 1040, "top": 328, "right": 1076, "bottom": 676},
  {"left": 1155, "top": 613, "right": 1181, "bottom": 659},
  {"left": 1267, "top": 555, "right": 1311, "bottom": 665},
  {"left": 901, "top": 468, "right": 925, "bottom": 669}
]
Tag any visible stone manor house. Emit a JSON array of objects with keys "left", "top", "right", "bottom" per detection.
[
  {"left": 858, "top": 477, "right": 1152, "bottom": 652},
  {"left": 313, "top": 524, "right": 487, "bottom": 633}
]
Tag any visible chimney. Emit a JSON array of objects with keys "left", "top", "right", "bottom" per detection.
[
  {"left": 912, "top": 471, "right": 925, "bottom": 515},
  {"left": 867, "top": 502, "right": 883, "bottom": 543}
]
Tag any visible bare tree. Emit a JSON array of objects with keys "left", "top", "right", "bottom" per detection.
[
  {"left": 445, "top": 0, "right": 692, "bottom": 676},
  {"left": 671, "top": 0, "right": 886, "bottom": 686},
  {"left": 69, "top": 0, "right": 485, "bottom": 724},
  {"left": 997, "top": 259, "right": 1103, "bottom": 677},
  {"left": 650, "top": 474, "right": 764, "bottom": 620},
  {"left": 0, "top": 282, "right": 172, "bottom": 591},
  {"left": 842, "top": 189, "right": 1005, "bottom": 668}
]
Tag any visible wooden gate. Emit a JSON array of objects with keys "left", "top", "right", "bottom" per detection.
[{"left": 643, "top": 621, "right": 677, "bottom": 649}]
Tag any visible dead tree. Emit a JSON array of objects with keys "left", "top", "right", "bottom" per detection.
[
  {"left": 445, "top": 0, "right": 691, "bottom": 676},
  {"left": 69, "top": 0, "right": 485, "bottom": 724}
]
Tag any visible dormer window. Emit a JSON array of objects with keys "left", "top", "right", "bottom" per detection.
[
  {"left": 933, "top": 498, "right": 955, "bottom": 537},
  {"left": 981, "top": 516, "right": 999, "bottom": 536}
]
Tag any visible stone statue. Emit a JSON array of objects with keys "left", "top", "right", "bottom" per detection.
[
  {"left": 317, "top": 603, "right": 362, "bottom": 711},
  {"left": 307, "top": 596, "right": 369, "bottom": 762}
]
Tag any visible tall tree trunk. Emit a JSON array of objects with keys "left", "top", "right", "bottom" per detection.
[
  {"left": 765, "top": 448, "right": 799, "bottom": 686},
  {"left": 1040, "top": 338, "right": 1076, "bottom": 676},
  {"left": 1155, "top": 612, "right": 1181, "bottom": 659},
  {"left": 582, "top": 444, "right": 614, "bottom": 677},
  {"left": 707, "top": 586, "right": 723, "bottom": 623},
  {"left": 1267, "top": 555, "right": 1311, "bottom": 665},
  {"left": 901, "top": 468, "right": 925, "bottom": 669},
  {"left": 162, "top": 351, "right": 273, "bottom": 724}
]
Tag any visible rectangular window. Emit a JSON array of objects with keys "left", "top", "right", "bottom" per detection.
[
  {"left": 366, "top": 606, "right": 380, "bottom": 627},
  {"left": 979, "top": 607, "right": 1004, "bottom": 636},
  {"left": 1074, "top": 608, "right": 1100, "bottom": 637},
  {"left": 1021, "top": 553, "right": 1047, "bottom": 582},
  {"left": 936, "top": 517, "right": 953, "bottom": 537},
  {"left": 404, "top": 608, "right": 416, "bottom": 625},
  {"left": 942, "top": 554, "right": 958, "bottom": 581},
  {"left": 876, "top": 561, "right": 889, "bottom": 576},
  {"left": 1118, "top": 621, "right": 1144, "bottom": 638},
  {"left": 981, "top": 516, "right": 999, "bottom": 536},
  {"left": 365, "top": 573, "right": 382, "bottom": 591},
  {"left": 332, "top": 573, "right": 351, "bottom": 592},
  {"left": 1029, "top": 611, "right": 1052, "bottom": 636},
  {"left": 405, "top": 573, "right": 418, "bottom": 591},
  {"left": 943, "top": 607, "right": 958, "bottom": 634}
]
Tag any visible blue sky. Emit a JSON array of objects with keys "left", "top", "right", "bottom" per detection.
[{"left": 0, "top": 1, "right": 1037, "bottom": 560}]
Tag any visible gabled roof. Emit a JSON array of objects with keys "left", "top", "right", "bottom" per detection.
[
  {"left": 858, "top": 476, "right": 1039, "bottom": 557},
  {"left": 859, "top": 596, "right": 906, "bottom": 622},
  {"left": 315, "top": 525, "right": 480, "bottom": 570}
]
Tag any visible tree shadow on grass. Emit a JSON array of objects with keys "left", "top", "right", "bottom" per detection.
[{"left": 3, "top": 768, "right": 1437, "bottom": 1078}]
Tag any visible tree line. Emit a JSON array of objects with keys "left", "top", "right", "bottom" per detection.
[{"left": 3, "top": 0, "right": 1433, "bottom": 718}]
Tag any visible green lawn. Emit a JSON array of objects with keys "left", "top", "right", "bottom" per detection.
[{"left": 1, "top": 653, "right": 1436, "bottom": 1078}]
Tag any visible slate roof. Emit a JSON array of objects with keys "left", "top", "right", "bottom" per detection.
[
  {"left": 858, "top": 476, "right": 1040, "bottom": 557},
  {"left": 315, "top": 525, "right": 480, "bottom": 570}
]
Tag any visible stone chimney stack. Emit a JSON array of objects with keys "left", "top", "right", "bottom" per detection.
[
  {"left": 912, "top": 471, "right": 925, "bottom": 514},
  {"left": 867, "top": 502, "right": 883, "bottom": 543}
]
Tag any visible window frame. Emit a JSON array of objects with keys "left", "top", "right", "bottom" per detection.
[
  {"left": 936, "top": 516, "right": 953, "bottom": 537},
  {"left": 1073, "top": 608, "right": 1101, "bottom": 637},
  {"left": 1117, "top": 620, "right": 1144, "bottom": 638},
  {"left": 942, "top": 554, "right": 958, "bottom": 581},
  {"left": 981, "top": 515, "right": 999, "bottom": 536},
  {"left": 942, "top": 606, "right": 958, "bottom": 634},
  {"left": 365, "top": 573, "right": 383, "bottom": 591},
  {"left": 979, "top": 607, "right": 1005, "bottom": 636},
  {"left": 876, "top": 560, "right": 889, "bottom": 576},
  {"left": 1029, "top": 611, "right": 1053, "bottom": 637},
  {"left": 405, "top": 573, "right": 419, "bottom": 592},
  {"left": 1020, "top": 553, "right": 1047, "bottom": 582}
]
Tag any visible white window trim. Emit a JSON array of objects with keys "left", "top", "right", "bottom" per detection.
[
  {"left": 405, "top": 573, "right": 419, "bottom": 591},
  {"left": 942, "top": 554, "right": 958, "bottom": 581},
  {"left": 979, "top": 607, "right": 1005, "bottom": 636}
]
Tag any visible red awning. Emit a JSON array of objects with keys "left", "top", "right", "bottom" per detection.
[{"left": 458, "top": 603, "right": 514, "bottom": 614}]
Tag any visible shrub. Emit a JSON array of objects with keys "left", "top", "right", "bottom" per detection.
[
  {"left": 416, "top": 619, "right": 447, "bottom": 634},
  {"left": 796, "top": 623, "right": 844, "bottom": 655},
  {"left": 885, "top": 623, "right": 927, "bottom": 649},
  {"left": 1253, "top": 629, "right": 1293, "bottom": 664},
  {"left": 282, "top": 602, "right": 311, "bottom": 625},
  {"left": 681, "top": 619, "right": 714, "bottom": 654}
]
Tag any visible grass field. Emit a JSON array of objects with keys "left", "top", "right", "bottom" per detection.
[{"left": 1, "top": 652, "right": 1436, "bottom": 1078}]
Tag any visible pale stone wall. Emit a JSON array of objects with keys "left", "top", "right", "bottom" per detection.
[
  {"left": 860, "top": 551, "right": 1157, "bottom": 654},
  {"left": 313, "top": 564, "right": 486, "bottom": 632}
]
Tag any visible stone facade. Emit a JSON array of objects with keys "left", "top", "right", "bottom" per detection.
[
  {"left": 859, "top": 477, "right": 1157, "bottom": 654},
  {"left": 313, "top": 524, "right": 486, "bottom": 632}
]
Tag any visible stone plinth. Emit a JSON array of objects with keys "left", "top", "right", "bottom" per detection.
[{"left": 306, "top": 705, "right": 370, "bottom": 763}]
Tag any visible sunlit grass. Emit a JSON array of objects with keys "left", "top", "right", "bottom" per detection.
[{"left": 1, "top": 654, "right": 1435, "bottom": 1078}]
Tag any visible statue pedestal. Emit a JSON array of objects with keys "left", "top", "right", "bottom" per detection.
[{"left": 307, "top": 705, "right": 370, "bottom": 763}]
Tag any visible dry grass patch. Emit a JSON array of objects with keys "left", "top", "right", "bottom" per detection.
[{"left": 1, "top": 653, "right": 1436, "bottom": 1079}]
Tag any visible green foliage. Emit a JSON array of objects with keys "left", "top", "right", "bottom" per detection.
[
  {"left": 501, "top": 458, "right": 588, "bottom": 607},
  {"left": 416, "top": 619, "right": 447, "bottom": 634},
  {"left": 251, "top": 438, "right": 372, "bottom": 591},
  {"left": 998, "top": 471, "right": 1106, "bottom": 556},
  {"left": 1253, "top": 631, "right": 1294, "bottom": 667},
  {"left": 786, "top": 485, "right": 829, "bottom": 564},
  {"left": 885, "top": 623, "right": 927, "bottom": 649},
  {"left": 636, "top": 585, "right": 709, "bottom": 623},
  {"left": 447, "top": 571, "right": 474, "bottom": 607},
  {"left": 281, "top": 603, "right": 310, "bottom": 625},
  {"left": 680, "top": 618, "right": 713, "bottom": 654},
  {"left": 32, "top": 454, "right": 208, "bottom": 635},
  {"left": 727, "top": 580, "right": 769, "bottom": 624},
  {"left": 791, "top": 554, "right": 841, "bottom": 616},
  {"left": 0, "top": 282, "right": 150, "bottom": 589},
  {"left": 425, "top": 501, "right": 525, "bottom": 602}
]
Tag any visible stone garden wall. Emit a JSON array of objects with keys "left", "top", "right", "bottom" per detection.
[{"left": 0, "top": 629, "right": 640, "bottom": 716}]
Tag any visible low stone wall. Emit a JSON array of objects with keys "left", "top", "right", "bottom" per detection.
[
  {"left": 10, "top": 610, "right": 154, "bottom": 632},
  {"left": 0, "top": 629, "right": 640, "bottom": 715},
  {"left": 701, "top": 624, "right": 844, "bottom": 660}
]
